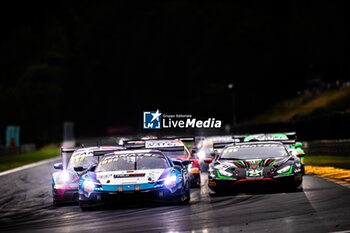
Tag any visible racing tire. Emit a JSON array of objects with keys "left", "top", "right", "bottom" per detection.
[
  {"left": 285, "top": 177, "right": 303, "bottom": 192},
  {"left": 177, "top": 181, "right": 190, "bottom": 204},
  {"left": 208, "top": 184, "right": 224, "bottom": 195},
  {"left": 53, "top": 197, "right": 62, "bottom": 206}
]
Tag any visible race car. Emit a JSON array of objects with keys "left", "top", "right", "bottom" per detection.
[
  {"left": 206, "top": 141, "right": 304, "bottom": 193},
  {"left": 239, "top": 132, "right": 306, "bottom": 175},
  {"left": 144, "top": 139, "right": 201, "bottom": 187},
  {"left": 77, "top": 149, "right": 191, "bottom": 210},
  {"left": 51, "top": 146, "right": 124, "bottom": 205}
]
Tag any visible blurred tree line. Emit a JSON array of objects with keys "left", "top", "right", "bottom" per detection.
[{"left": 0, "top": 0, "right": 347, "bottom": 146}]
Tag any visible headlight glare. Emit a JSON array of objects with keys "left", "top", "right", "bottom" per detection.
[
  {"left": 83, "top": 180, "right": 95, "bottom": 191},
  {"left": 164, "top": 175, "right": 177, "bottom": 187},
  {"left": 59, "top": 172, "right": 70, "bottom": 183}
]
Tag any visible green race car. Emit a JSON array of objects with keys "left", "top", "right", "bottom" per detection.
[
  {"left": 238, "top": 132, "right": 305, "bottom": 175},
  {"left": 207, "top": 141, "right": 304, "bottom": 193}
]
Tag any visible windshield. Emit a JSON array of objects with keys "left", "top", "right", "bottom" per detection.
[
  {"left": 220, "top": 144, "right": 289, "bottom": 160},
  {"left": 95, "top": 153, "right": 169, "bottom": 172},
  {"left": 67, "top": 155, "right": 98, "bottom": 169},
  {"left": 162, "top": 149, "right": 189, "bottom": 160}
]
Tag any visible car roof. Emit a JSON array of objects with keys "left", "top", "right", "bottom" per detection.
[{"left": 144, "top": 139, "right": 184, "bottom": 148}]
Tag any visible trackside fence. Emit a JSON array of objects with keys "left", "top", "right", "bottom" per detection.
[{"left": 0, "top": 144, "right": 36, "bottom": 156}]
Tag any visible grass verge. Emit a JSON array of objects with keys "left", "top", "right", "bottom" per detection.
[
  {"left": 0, "top": 144, "right": 60, "bottom": 172},
  {"left": 249, "top": 87, "right": 350, "bottom": 123},
  {"left": 305, "top": 155, "right": 350, "bottom": 170}
]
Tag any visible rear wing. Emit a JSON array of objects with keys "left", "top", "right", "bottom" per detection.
[
  {"left": 93, "top": 150, "right": 125, "bottom": 157},
  {"left": 159, "top": 136, "right": 195, "bottom": 142},
  {"left": 284, "top": 132, "right": 297, "bottom": 141},
  {"left": 236, "top": 132, "right": 297, "bottom": 143},
  {"left": 152, "top": 146, "right": 185, "bottom": 151},
  {"left": 213, "top": 142, "right": 232, "bottom": 149},
  {"left": 123, "top": 140, "right": 146, "bottom": 149},
  {"left": 61, "top": 148, "right": 77, "bottom": 154}
]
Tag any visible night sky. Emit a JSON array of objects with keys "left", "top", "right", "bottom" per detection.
[{"left": 0, "top": 1, "right": 348, "bottom": 143}]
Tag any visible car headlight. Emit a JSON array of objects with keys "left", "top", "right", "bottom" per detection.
[
  {"left": 214, "top": 165, "right": 232, "bottom": 177},
  {"left": 83, "top": 180, "right": 95, "bottom": 191},
  {"left": 218, "top": 169, "right": 232, "bottom": 177},
  {"left": 59, "top": 171, "right": 70, "bottom": 183},
  {"left": 277, "top": 165, "right": 291, "bottom": 174},
  {"left": 164, "top": 175, "right": 177, "bottom": 187}
]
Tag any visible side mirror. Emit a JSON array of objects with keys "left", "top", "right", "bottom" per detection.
[
  {"left": 54, "top": 163, "right": 63, "bottom": 170},
  {"left": 74, "top": 166, "right": 85, "bottom": 172},
  {"left": 181, "top": 160, "right": 192, "bottom": 166},
  {"left": 173, "top": 165, "right": 182, "bottom": 172},
  {"left": 295, "top": 142, "right": 303, "bottom": 148},
  {"left": 172, "top": 160, "right": 183, "bottom": 167}
]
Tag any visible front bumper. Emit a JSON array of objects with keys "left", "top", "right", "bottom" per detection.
[
  {"left": 208, "top": 173, "right": 303, "bottom": 191},
  {"left": 53, "top": 185, "right": 79, "bottom": 203},
  {"left": 79, "top": 182, "right": 185, "bottom": 205},
  {"left": 79, "top": 187, "right": 183, "bottom": 205}
]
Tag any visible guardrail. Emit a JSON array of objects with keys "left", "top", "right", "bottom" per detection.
[{"left": 303, "top": 139, "right": 350, "bottom": 156}]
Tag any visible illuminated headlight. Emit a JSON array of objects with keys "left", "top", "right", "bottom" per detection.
[
  {"left": 83, "top": 180, "right": 95, "bottom": 191},
  {"left": 277, "top": 165, "right": 291, "bottom": 174},
  {"left": 218, "top": 169, "right": 232, "bottom": 177},
  {"left": 164, "top": 175, "right": 177, "bottom": 187},
  {"left": 59, "top": 172, "right": 70, "bottom": 183}
]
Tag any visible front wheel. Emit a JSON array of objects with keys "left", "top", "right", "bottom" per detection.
[
  {"left": 177, "top": 182, "right": 190, "bottom": 204},
  {"left": 285, "top": 176, "right": 303, "bottom": 192}
]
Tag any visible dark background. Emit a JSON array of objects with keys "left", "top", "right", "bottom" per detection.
[{"left": 0, "top": 1, "right": 348, "bottom": 145}]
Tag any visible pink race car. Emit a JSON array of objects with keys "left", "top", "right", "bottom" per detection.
[{"left": 51, "top": 146, "right": 124, "bottom": 205}]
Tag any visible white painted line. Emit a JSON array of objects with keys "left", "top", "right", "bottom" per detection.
[{"left": 0, "top": 156, "right": 60, "bottom": 177}]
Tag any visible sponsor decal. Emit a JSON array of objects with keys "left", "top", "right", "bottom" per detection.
[
  {"left": 143, "top": 110, "right": 162, "bottom": 129},
  {"left": 143, "top": 110, "right": 222, "bottom": 129}
]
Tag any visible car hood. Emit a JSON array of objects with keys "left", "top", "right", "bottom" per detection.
[
  {"left": 96, "top": 169, "right": 166, "bottom": 185},
  {"left": 220, "top": 156, "right": 290, "bottom": 169}
]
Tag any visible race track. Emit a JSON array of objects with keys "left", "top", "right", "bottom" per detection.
[{"left": 1, "top": 159, "right": 350, "bottom": 233}]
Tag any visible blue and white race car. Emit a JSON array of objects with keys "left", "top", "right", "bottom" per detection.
[{"left": 77, "top": 149, "right": 191, "bottom": 210}]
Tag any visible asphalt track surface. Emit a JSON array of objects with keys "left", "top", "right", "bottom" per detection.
[{"left": 1, "top": 159, "right": 350, "bottom": 233}]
